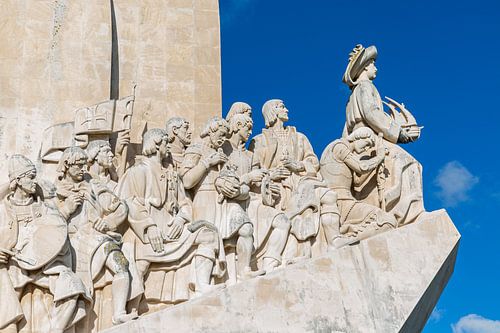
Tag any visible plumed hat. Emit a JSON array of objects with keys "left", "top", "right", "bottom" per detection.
[
  {"left": 342, "top": 44, "right": 378, "bottom": 88},
  {"left": 8, "top": 154, "right": 36, "bottom": 181}
]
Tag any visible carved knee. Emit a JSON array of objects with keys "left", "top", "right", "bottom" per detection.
[
  {"left": 320, "top": 190, "right": 338, "bottom": 206},
  {"left": 272, "top": 214, "right": 291, "bottom": 231},
  {"left": 195, "top": 228, "right": 219, "bottom": 250},
  {"left": 107, "top": 250, "right": 129, "bottom": 275},
  {"left": 238, "top": 223, "right": 254, "bottom": 238}
]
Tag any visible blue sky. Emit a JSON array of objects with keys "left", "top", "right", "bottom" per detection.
[{"left": 219, "top": 0, "right": 500, "bottom": 332}]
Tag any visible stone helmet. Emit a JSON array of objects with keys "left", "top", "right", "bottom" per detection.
[{"left": 8, "top": 154, "right": 36, "bottom": 182}]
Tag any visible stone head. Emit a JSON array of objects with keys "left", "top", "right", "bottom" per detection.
[
  {"left": 343, "top": 44, "right": 378, "bottom": 87},
  {"left": 262, "top": 99, "right": 288, "bottom": 128},
  {"left": 166, "top": 117, "right": 192, "bottom": 147},
  {"left": 8, "top": 154, "right": 38, "bottom": 195},
  {"left": 226, "top": 102, "right": 252, "bottom": 122},
  {"left": 57, "top": 147, "right": 88, "bottom": 182},
  {"left": 200, "top": 117, "right": 229, "bottom": 149},
  {"left": 86, "top": 140, "right": 114, "bottom": 169},
  {"left": 142, "top": 128, "right": 169, "bottom": 158},
  {"left": 229, "top": 113, "right": 253, "bottom": 143},
  {"left": 347, "top": 127, "right": 376, "bottom": 154}
]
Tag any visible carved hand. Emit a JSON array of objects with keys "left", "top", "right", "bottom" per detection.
[
  {"left": 270, "top": 167, "right": 291, "bottom": 181},
  {"left": 282, "top": 157, "right": 305, "bottom": 173},
  {"left": 94, "top": 218, "right": 110, "bottom": 233},
  {"left": 269, "top": 182, "right": 282, "bottom": 198},
  {"left": 215, "top": 178, "right": 240, "bottom": 198},
  {"left": 167, "top": 217, "right": 185, "bottom": 240},
  {"left": 405, "top": 125, "right": 421, "bottom": 141},
  {"left": 64, "top": 193, "right": 84, "bottom": 215},
  {"left": 146, "top": 225, "right": 164, "bottom": 253},
  {"left": 0, "top": 249, "right": 11, "bottom": 264},
  {"left": 205, "top": 151, "right": 228, "bottom": 167},
  {"left": 115, "top": 129, "right": 131, "bottom": 155},
  {"left": 247, "top": 169, "right": 266, "bottom": 183}
]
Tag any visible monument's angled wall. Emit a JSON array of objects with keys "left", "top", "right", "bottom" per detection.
[{"left": 0, "top": 0, "right": 221, "bottom": 182}]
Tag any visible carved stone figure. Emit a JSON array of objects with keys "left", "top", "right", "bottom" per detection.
[
  {"left": 117, "top": 128, "right": 225, "bottom": 313},
  {"left": 165, "top": 117, "right": 193, "bottom": 170},
  {"left": 342, "top": 44, "right": 425, "bottom": 225},
  {"left": 320, "top": 127, "right": 397, "bottom": 247},
  {"left": 0, "top": 155, "right": 89, "bottom": 333},
  {"left": 223, "top": 112, "right": 291, "bottom": 273},
  {"left": 84, "top": 139, "right": 144, "bottom": 329},
  {"left": 181, "top": 117, "right": 264, "bottom": 282},
  {"left": 249, "top": 100, "right": 339, "bottom": 259},
  {"left": 86, "top": 140, "right": 120, "bottom": 190},
  {"left": 54, "top": 147, "right": 136, "bottom": 326}
]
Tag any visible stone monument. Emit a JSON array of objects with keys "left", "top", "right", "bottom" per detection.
[{"left": 0, "top": 1, "right": 459, "bottom": 332}]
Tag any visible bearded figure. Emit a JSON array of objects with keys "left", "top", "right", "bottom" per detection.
[{"left": 0, "top": 155, "right": 90, "bottom": 333}]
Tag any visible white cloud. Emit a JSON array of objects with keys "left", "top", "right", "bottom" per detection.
[
  {"left": 434, "top": 161, "right": 479, "bottom": 207},
  {"left": 430, "top": 307, "right": 444, "bottom": 322},
  {"left": 452, "top": 314, "right": 500, "bottom": 333}
]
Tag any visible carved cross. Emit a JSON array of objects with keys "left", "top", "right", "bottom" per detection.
[{"left": 80, "top": 108, "right": 107, "bottom": 129}]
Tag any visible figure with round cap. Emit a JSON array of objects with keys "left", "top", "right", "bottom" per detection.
[
  {"left": 0, "top": 154, "right": 90, "bottom": 333},
  {"left": 341, "top": 44, "right": 426, "bottom": 225}
]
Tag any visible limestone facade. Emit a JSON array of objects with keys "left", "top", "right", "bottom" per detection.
[{"left": 0, "top": 0, "right": 222, "bottom": 183}]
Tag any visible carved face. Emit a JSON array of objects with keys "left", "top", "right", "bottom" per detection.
[
  {"left": 353, "top": 138, "right": 374, "bottom": 154},
  {"left": 96, "top": 144, "right": 114, "bottom": 169},
  {"left": 275, "top": 102, "right": 289, "bottom": 122},
  {"left": 17, "top": 170, "right": 37, "bottom": 195},
  {"left": 175, "top": 121, "right": 192, "bottom": 147},
  {"left": 67, "top": 161, "right": 86, "bottom": 182},
  {"left": 237, "top": 121, "right": 253, "bottom": 143},
  {"left": 209, "top": 127, "right": 228, "bottom": 149},
  {"left": 365, "top": 61, "right": 377, "bottom": 80}
]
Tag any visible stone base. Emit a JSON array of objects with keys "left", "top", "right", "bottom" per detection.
[{"left": 102, "top": 209, "right": 460, "bottom": 333}]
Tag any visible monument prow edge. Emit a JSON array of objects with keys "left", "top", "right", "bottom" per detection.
[{"left": 103, "top": 209, "right": 460, "bottom": 333}]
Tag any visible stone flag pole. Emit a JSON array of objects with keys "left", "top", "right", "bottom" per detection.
[{"left": 0, "top": 0, "right": 222, "bottom": 182}]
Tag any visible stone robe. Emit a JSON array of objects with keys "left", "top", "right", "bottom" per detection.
[
  {"left": 182, "top": 142, "right": 251, "bottom": 240},
  {"left": 344, "top": 80, "right": 424, "bottom": 224},
  {"left": 56, "top": 179, "right": 127, "bottom": 293},
  {"left": 249, "top": 127, "right": 327, "bottom": 241},
  {"left": 222, "top": 141, "right": 286, "bottom": 263},
  {"left": 118, "top": 157, "right": 224, "bottom": 304},
  {"left": 0, "top": 195, "right": 89, "bottom": 331}
]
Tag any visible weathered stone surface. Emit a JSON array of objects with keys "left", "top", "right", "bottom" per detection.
[
  {"left": 0, "top": 0, "right": 221, "bottom": 183},
  {"left": 102, "top": 209, "right": 459, "bottom": 333}
]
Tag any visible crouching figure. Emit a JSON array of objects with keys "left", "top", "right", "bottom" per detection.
[{"left": 320, "top": 127, "right": 397, "bottom": 247}]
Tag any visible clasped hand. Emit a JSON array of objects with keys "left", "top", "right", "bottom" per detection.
[
  {"left": 215, "top": 177, "right": 240, "bottom": 198},
  {"left": 205, "top": 151, "right": 228, "bottom": 167}
]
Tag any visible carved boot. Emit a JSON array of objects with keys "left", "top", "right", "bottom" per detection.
[
  {"left": 111, "top": 272, "right": 138, "bottom": 325},
  {"left": 192, "top": 255, "right": 225, "bottom": 297}
]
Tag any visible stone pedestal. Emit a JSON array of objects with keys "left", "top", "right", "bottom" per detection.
[{"left": 101, "top": 209, "right": 460, "bottom": 333}]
